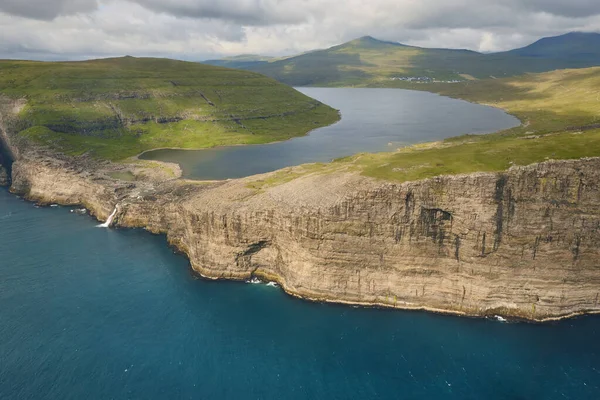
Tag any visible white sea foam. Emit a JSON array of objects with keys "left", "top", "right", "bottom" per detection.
[{"left": 245, "top": 279, "right": 279, "bottom": 287}]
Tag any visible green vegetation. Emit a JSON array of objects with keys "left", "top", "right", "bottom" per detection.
[
  {"left": 351, "top": 129, "right": 600, "bottom": 182},
  {"left": 242, "top": 66, "right": 600, "bottom": 188},
  {"left": 206, "top": 32, "right": 600, "bottom": 87},
  {"left": 239, "top": 67, "right": 600, "bottom": 191},
  {"left": 339, "top": 67, "right": 600, "bottom": 181},
  {"left": 4, "top": 44, "right": 599, "bottom": 185},
  {"left": 0, "top": 57, "right": 339, "bottom": 160}
]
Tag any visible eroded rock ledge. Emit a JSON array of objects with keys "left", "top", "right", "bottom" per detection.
[{"left": 5, "top": 144, "right": 600, "bottom": 321}]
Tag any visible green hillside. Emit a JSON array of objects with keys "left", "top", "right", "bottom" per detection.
[
  {"left": 355, "top": 67, "right": 600, "bottom": 181},
  {"left": 262, "top": 67, "right": 600, "bottom": 186},
  {"left": 204, "top": 32, "right": 600, "bottom": 87},
  {"left": 0, "top": 57, "right": 339, "bottom": 160}
]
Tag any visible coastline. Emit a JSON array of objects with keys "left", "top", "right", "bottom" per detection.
[
  {"left": 5, "top": 153, "right": 600, "bottom": 323},
  {"left": 175, "top": 213, "right": 600, "bottom": 324},
  {"left": 2, "top": 86, "right": 600, "bottom": 323},
  {"left": 5, "top": 185, "right": 592, "bottom": 325}
]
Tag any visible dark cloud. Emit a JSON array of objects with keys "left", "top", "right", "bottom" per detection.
[
  {"left": 397, "top": 1, "right": 600, "bottom": 31},
  {"left": 129, "top": 0, "right": 600, "bottom": 29},
  {"left": 0, "top": 0, "right": 97, "bottom": 20},
  {"left": 518, "top": 0, "right": 600, "bottom": 18},
  {"left": 132, "top": 0, "right": 307, "bottom": 26}
]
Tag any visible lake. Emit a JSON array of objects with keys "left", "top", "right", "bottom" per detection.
[
  {"left": 1, "top": 188, "right": 599, "bottom": 399},
  {"left": 140, "top": 88, "right": 520, "bottom": 180}
]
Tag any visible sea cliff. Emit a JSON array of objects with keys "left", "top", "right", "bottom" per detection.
[{"left": 4, "top": 140, "right": 600, "bottom": 321}]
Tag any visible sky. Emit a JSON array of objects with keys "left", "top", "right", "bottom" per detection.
[{"left": 1, "top": 0, "right": 600, "bottom": 61}]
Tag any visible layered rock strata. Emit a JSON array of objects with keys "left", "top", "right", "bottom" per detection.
[{"left": 6, "top": 148, "right": 600, "bottom": 321}]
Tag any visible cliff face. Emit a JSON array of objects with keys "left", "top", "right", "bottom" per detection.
[
  {"left": 7, "top": 148, "right": 600, "bottom": 321},
  {"left": 10, "top": 155, "right": 117, "bottom": 214},
  {"left": 3, "top": 93, "right": 599, "bottom": 321}
]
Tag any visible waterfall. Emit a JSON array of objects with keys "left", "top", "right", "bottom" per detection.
[{"left": 98, "top": 206, "right": 118, "bottom": 228}]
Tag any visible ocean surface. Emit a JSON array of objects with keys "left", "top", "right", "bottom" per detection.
[
  {"left": 140, "top": 88, "right": 520, "bottom": 180},
  {"left": 1, "top": 188, "right": 599, "bottom": 399}
]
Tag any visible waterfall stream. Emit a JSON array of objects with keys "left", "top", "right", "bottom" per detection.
[{"left": 98, "top": 206, "right": 118, "bottom": 228}]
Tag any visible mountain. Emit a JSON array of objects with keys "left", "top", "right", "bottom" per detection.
[
  {"left": 505, "top": 32, "right": 600, "bottom": 61},
  {"left": 203, "top": 32, "right": 600, "bottom": 86},
  {"left": 205, "top": 36, "right": 483, "bottom": 86}
]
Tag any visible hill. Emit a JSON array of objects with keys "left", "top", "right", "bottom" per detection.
[
  {"left": 0, "top": 57, "right": 339, "bottom": 160},
  {"left": 203, "top": 32, "right": 600, "bottom": 86}
]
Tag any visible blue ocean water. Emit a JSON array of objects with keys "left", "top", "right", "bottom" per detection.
[{"left": 0, "top": 187, "right": 599, "bottom": 400}]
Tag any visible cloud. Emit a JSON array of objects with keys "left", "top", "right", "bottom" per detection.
[
  {"left": 519, "top": 0, "right": 600, "bottom": 18},
  {"left": 0, "top": 0, "right": 98, "bottom": 20},
  {"left": 0, "top": 0, "right": 599, "bottom": 60},
  {"left": 131, "top": 0, "right": 309, "bottom": 25},
  {"left": 0, "top": 2, "right": 240, "bottom": 60}
]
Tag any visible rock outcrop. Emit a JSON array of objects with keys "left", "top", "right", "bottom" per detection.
[{"left": 6, "top": 148, "right": 600, "bottom": 321}]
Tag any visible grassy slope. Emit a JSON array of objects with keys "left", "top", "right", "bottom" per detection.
[
  {"left": 0, "top": 57, "right": 339, "bottom": 160},
  {"left": 249, "top": 67, "right": 600, "bottom": 190},
  {"left": 211, "top": 33, "right": 600, "bottom": 86},
  {"left": 343, "top": 68, "right": 600, "bottom": 181}
]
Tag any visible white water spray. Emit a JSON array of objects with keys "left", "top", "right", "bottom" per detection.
[{"left": 98, "top": 205, "right": 118, "bottom": 228}]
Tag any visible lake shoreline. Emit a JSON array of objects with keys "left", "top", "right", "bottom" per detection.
[{"left": 139, "top": 87, "right": 519, "bottom": 180}]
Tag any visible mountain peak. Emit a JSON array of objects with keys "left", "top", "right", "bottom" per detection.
[
  {"left": 356, "top": 35, "right": 379, "bottom": 42},
  {"left": 343, "top": 35, "right": 405, "bottom": 48}
]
